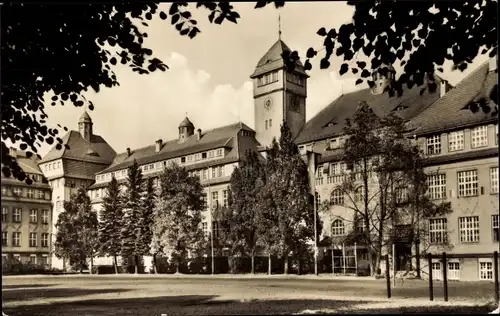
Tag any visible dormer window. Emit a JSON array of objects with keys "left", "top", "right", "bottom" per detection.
[
  {"left": 330, "top": 138, "right": 341, "bottom": 149},
  {"left": 426, "top": 135, "right": 441, "bottom": 155},
  {"left": 202, "top": 152, "right": 207, "bottom": 159}
]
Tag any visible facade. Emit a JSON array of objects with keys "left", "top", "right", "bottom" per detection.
[
  {"left": 38, "top": 111, "right": 116, "bottom": 270},
  {"left": 1, "top": 148, "right": 53, "bottom": 266},
  {"left": 38, "top": 36, "right": 498, "bottom": 280}
]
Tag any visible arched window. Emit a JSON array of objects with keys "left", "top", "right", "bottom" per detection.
[
  {"left": 331, "top": 219, "right": 345, "bottom": 236},
  {"left": 330, "top": 189, "right": 344, "bottom": 205}
]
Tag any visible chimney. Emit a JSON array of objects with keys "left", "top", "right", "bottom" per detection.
[
  {"left": 489, "top": 56, "right": 497, "bottom": 72},
  {"left": 9, "top": 147, "right": 17, "bottom": 158},
  {"left": 155, "top": 139, "right": 163, "bottom": 152},
  {"left": 197, "top": 128, "right": 202, "bottom": 141},
  {"left": 126, "top": 148, "right": 131, "bottom": 157},
  {"left": 440, "top": 80, "right": 448, "bottom": 98}
]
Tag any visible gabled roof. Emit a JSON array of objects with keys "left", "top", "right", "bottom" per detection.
[
  {"left": 250, "top": 39, "right": 308, "bottom": 78},
  {"left": 294, "top": 78, "right": 443, "bottom": 144},
  {"left": 79, "top": 111, "right": 92, "bottom": 123},
  {"left": 1, "top": 150, "right": 51, "bottom": 188},
  {"left": 408, "top": 60, "right": 498, "bottom": 136},
  {"left": 39, "top": 130, "right": 117, "bottom": 165},
  {"left": 97, "top": 122, "right": 257, "bottom": 175}
]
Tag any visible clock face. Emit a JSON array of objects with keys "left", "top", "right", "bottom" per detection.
[{"left": 264, "top": 98, "right": 273, "bottom": 111}]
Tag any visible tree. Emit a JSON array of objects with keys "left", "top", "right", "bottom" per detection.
[
  {"left": 150, "top": 163, "right": 205, "bottom": 274},
  {"left": 121, "top": 159, "right": 144, "bottom": 274},
  {"left": 259, "top": 123, "right": 318, "bottom": 274},
  {"left": 1, "top": 2, "right": 243, "bottom": 183},
  {"left": 281, "top": 1, "right": 497, "bottom": 114},
  {"left": 98, "top": 176, "right": 123, "bottom": 274},
  {"left": 137, "top": 178, "right": 156, "bottom": 271},
  {"left": 54, "top": 186, "right": 98, "bottom": 273},
  {"left": 214, "top": 150, "right": 265, "bottom": 274}
]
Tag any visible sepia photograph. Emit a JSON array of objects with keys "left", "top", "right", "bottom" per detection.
[{"left": 1, "top": 1, "right": 499, "bottom": 315}]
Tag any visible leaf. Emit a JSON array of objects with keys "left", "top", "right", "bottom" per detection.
[
  {"left": 180, "top": 28, "right": 190, "bottom": 36},
  {"left": 320, "top": 58, "right": 330, "bottom": 69},
  {"left": 339, "top": 63, "right": 349, "bottom": 75},
  {"left": 175, "top": 22, "right": 184, "bottom": 31},
  {"left": 306, "top": 48, "right": 317, "bottom": 58},
  {"left": 214, "top": 15, "right": 224, "bottom": 24},
  {"left": 317, "top": 27, "right": 327, "bottom": 36},
  {"left": 356, "top": 61, "right": 366, "bottom": 69},
  {"left": 171, "top": 13, "right": 180, "bottom": 25},
  {"left": 254, "top": 1, "right": 268, "bottom": 9},
  {"left": 304, "top": 59, "right": 312, "bottom": 71},
  {"left": 159, "top": 11, "right": 167, "bottom": 20},
  {"left": 180, "top": 11, "right": 191, "bottom": 19},
  {"left": 355, "top": 79, "right": 363, "bottom": 85},
  {"left": 208, "top": 11, "right": 216, "bottom": 23}
]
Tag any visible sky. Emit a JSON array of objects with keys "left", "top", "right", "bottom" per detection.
[{"left": 38, "top": 2, "right": 490, "bottom": 157}]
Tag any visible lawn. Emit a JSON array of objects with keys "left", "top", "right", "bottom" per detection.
[{"left": 2, "top": 275, "right": 497, "bottom": 315}]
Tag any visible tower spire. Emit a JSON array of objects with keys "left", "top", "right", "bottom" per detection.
[{"left": 278, "top": 13, "right": 282, "bottom": 40}]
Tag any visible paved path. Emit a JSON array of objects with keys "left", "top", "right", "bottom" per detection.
[{"left": 2, "top": 275, "right": 496, "bottom": 315}]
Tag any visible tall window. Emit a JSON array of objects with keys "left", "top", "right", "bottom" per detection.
[
  {"left": 427, "top": 174, "right": 447, "bottom": 199},
  {"left": 490, "top": 167, "right": 499, "bottom": 194},
  {"left": 41, "top": 256, "right": 48, "bottom": 266},
  {"left": 202, "top": 222, "right": 208, "bottom": 235},
  {"left": 429, "top": 218, "right": 447, "bottom": 243},
  {"left": 223, "top": 190, "right": 228, "bottom": 207},
  {"left": 12, "top": 232, "right": 21, "bottom": 247},
  {"left": 29, "top": 209, "right": 38, "bottom": 223},
  {"left": 202, "top": 169, "right": 208, "bottom": 181},
  {"left": 212, "top": 191, "right": 219, "bottom": 209},
  {"left": 448, "top": 131, "right": 464, "bottom": 152},
  {"left": 459, "top": 216, "right": 480, "bottom": 243},
  {"left": 41, "top": 233, "right": 49, "bottom": 247},
  {"left": 212, "top": 221, "right": 219, "bottom": 238},
  {"left": 471, "top": 125, "right": 488, "bottom": 148},
  {"left": 458, "top": 170, "right": 478, "bottom": 197},
  {"left": 217, "top": 166, "right": 224, "bottom": 177},
  {"left": 331, "top": 219, "right": 345, "bottom": 236},
  {"left": 479, "top": 260, "right": 493, "bottom": 280},
  {"left": 29, "top": 255, "right": 37, "bottom": 265},
  {"left": 330, "top": 163, "right": 340, "bottom": 175},
  {"left": 13, "top": 208, "right": 22, "bottom": 222},
  {"left": 426, "top": 135, "right": 441, "bottom": 155},
  {"left": 2, "top": 232, "right": 7, "bottom": 246},
  {"left": 493, "top": 215, "right": 499, "bottom": 242},
  {"left": 2, "top": 207, "right": 8, "bottom": 222},
  {"left": 330, "top": 189, "right": 344, "bottom": 205},
  {"left": 29, "top": 232, "right": 37, "bottom": 247},
  {"left": 42, "top": 210, "right": 49, "bottom": 225},
  {"left": 354, "top": 186, "right": 364, "bottom": 203}
]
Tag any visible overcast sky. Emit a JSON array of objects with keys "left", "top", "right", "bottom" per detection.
[{"left": 38, "top": 2, "right": 489, "bottom": 157}]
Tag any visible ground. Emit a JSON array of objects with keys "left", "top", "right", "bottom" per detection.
[{"left": 2, "top": 274, "right": 497, "bottom": 315}]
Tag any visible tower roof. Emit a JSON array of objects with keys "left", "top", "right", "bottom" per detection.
[
  {"left": 178, "top": 117, "right": 194, "bottom": 129},
  {"left": 250, "top": 39, "right": 308, "bottom": 78},
  {"left": 79, "top": 111, "right": 92, "bottom": 123}
]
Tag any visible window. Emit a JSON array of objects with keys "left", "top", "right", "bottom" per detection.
[
  {"left": 427, "top": 174, "right": 447, "bottom": 200},
  {"left": 13, "top": 254, "right": 20, "bottom": 262},
  {"left": 223, "top": 190, "right": 228, "bottom": 207},
  {"left": 212, "top": 168, "right": 216, "bottom": 178},
  {"left": 42, "top": 210, "right": 49, "bottom": 224},
  {"left": 212, "top": 221, "right": 219, "bottom": 238},
  {"left": 13, "top": 208, "right": 22, "bottom": 222},
  {"left": 448, "top": 262, "right": 460, "bottom": 280},
  {"left": 491, "top": 167, "right": 498, "bottom": 194},
  {"left": 217, "top": 166, "right": 224, "bottom": 177},
  {"left": 202, "top": 222, "right": 208, "bottom": 235},
  {"left": 394, "top": 186, "right": 408, "bottom": 204},
  {"left": 41, "top": 233, "right": 49, "bottom": 247},
  {"left": 37, "top": 190, "right": 44, "bottom": 199},
  {"left": 29, "top": 209, "right": 37, "bottom": 223},
  {"left": 426, "top": 135, "right": 441, "bottom": 155},
  {"left": 354, "top": 186, "right": 364, "bottom": 203},
  {"left": 271, "top": 71, "right": 278, "bottom": 82},
  {"left": 29, "top": 255, "right": 37, "bottom": 265},
  {"left": 330, "top": 163, "right": 340, "bottom": 175},
  {"left": 1, "top": 186, "right": 6, "bottom": 196},
  {"left": 96, "top": 189, "right": 100, "bottom": 198},
  {"left": 2, "top": 207, "right": 8, "bottom": 222},
  {"left": 331, "top": 219, "right": 345, "bottom": 236},
  {"left": 13, "top": 187, "right": 22, "bottom": 196},
  {"left": 202, "top": 169, "right": 208, "bottom": 181},
  {"left": 459, "top": 216, "right": 480, "bottom": 243},
  {"left": 330, "top": 189, "right": 344, "bottom": 205},
  {"left": 479, "top": 260, "right": 493, "bottom": 280},
  {"left": 269, "top": 119, "right": 272, "bottom": 127},
  {"left": 41, "top": 255, "right": 48, "bottom": 266},
  {"left": 2, "top": 232, "right": 7, "bottom": 246},
  {"left": 12, "top": 232, "right": 21, "bottom": 247},
  {"left": 216, "top": 149, "right": 223, "bottom": 157},
  {"left": 202, "top": 152, "right": 207, "bottom": 159},
  {"left": 181, "top": 157, "right": 186, "bottom": 163},
  {"left": 448, "top": 131, "right": 464, "bottom": 152},
  {"left": 208, "top": 151, "right": 214, "bottom": 158},
  {"left": 212, "top": 191, "right": 219, "bottom": 209},
  {"left": 330, "top": 138, "right": 340, "bottom": 149},
  {"left": 29, "top": 232, "right": 37, "bottom": 247},
  {"left": 458, "top": 170, "right": 478, "bottom": 197},
  {"left": 471, "top": 125, "right": 488, "bottom": 148},
  {"left": 493, "top": 215, "right": 499, "bottom": 242},
  {"left": 429, "top": 218, "right": 447, "bottom": 243}
]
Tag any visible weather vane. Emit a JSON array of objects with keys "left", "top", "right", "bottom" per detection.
[{"left": 278, "top": 13, "right": 282, "bottom": 40}]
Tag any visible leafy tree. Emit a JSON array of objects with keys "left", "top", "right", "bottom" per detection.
[
  {"left": 259, "top": 123, "right": 318, "bottom": 274},
  {"left": 98, "top": 176, "right": 123, "bottom": 274},
  {"left": 214, "top": 150, "right": 265, "bottom": 274},
  {"left": 121, "top": 159, "right": 144, "bottom": 274},
  {"left": 54, "top": 186, "right": 98, "bottom": 273},
  {"left": 150, "top": 163, "right": 205, "bottom": 273},
  {"left": 137, "top": 178, "right": 156, "bottom": 263}
]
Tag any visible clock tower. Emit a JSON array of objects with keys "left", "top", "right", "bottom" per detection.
[{"left": 250, "top": 39, "right": 309, "bottom": 148}]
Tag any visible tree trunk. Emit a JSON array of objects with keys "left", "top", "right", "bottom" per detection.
[
  {"left": 153, "top": 253, "right": 158, "bottom": 274},
  {"left": 176, "top": 259, "right": 180, "bottom": 274},
  {"left": 284, "top": 253, "right": 289, "bottom": 275},
  {"left": 251, "top": 255, "right": 255, "bottom": 274},
  {"left": 268, "top": 254, "right": 272, "bottom": 275},
  {"left": 134, "top": 255, "right": 139, "bottom": 274},
  {"left": 114, "top": 255, "right": 119, "bottom": 274},
  {"left": 296, "top": 249, "right": 302, "bottom": 275},
  {"left": 90, "top": 254, "right": 94, "bottom": 275}
]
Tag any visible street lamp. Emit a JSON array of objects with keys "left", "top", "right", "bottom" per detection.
[{"left": 306, "top": 149, "right": 321, "bottom": 276}]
